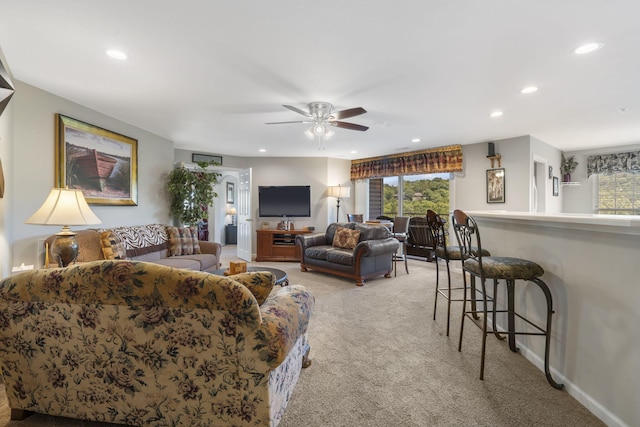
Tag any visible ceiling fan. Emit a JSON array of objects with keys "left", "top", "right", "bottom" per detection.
[{"left": 266, "top": 102, "right": 368, "bottom": 149}]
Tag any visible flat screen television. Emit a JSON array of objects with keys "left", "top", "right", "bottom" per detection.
[{"left": 258, "top": 185, "right": 311, "bottom": 217}]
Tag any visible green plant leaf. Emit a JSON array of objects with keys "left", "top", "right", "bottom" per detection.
[{"left": 167, "top": 164, "right": 221, "bottom": 225}]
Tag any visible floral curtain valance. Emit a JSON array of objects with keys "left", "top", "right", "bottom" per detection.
[
  {"left": 587, "top": 150, "right": 640, "bottom": 177},
  {"left": 350, "top": 145, "right": 463, "bottom": 180}
]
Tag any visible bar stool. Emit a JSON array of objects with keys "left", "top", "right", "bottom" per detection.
[
  {"left": 427, "top": 210, "right": 490, "bottom": 336},
  {"left": 452, "top": 209, "right": 563, "bottom": 390},
  {"left": 392, "top": 216, "right": 410, "bottom": 276}
]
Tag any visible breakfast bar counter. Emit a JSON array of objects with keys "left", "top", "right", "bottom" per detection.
[{"left": 463, "top": 210, "right": 640, "bottom": 427}]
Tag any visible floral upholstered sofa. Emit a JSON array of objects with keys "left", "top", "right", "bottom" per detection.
[
  {"left": 0, "top": 260, "right": 315, "bottom": 426},
  {"left": 45, "top": 223, "right": 222, "bottom": 272}
]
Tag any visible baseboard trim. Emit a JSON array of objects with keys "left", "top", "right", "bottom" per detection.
[{"left": 516, "top": 340, "right": 628, "bottom": 427}]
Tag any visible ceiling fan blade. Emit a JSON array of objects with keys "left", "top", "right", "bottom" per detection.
[
  {"left": 266, "top": 120, "right": 313, "bottom": 125},
  {"left": 330, "top": 107, "right": 367, "bottom": 120},
  {"left": 329, "top": 121, "right": 369, "bottom": 131},
  {"left": 283, "top": 104, "right": 312, "bottom": 117}
]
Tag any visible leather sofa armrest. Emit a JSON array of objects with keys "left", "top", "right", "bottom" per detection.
[
  {"left": 199, "top": 241, "right": 222, "bottom": 268},
  {"left": 355, "top": 237, "right": 400, "bottom": 257},
  {"left": 296, "top": 233, "right": 327, "bottom": 249},
  {"left": 254, "top": 285, "right": 315, "bottom": 370}
]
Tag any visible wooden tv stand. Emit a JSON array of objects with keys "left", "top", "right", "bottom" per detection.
[{"left": 256, "top": 229, "right": 311, "bottom": 262}]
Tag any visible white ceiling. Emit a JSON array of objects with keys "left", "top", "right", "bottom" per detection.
[{"left": 1, "top": 0, "right": 639, "bottom": 160}]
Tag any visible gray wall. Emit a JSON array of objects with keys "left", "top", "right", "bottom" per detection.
[
  {"left": 452, "top": 135, "right": 563, "bottom": 214},
  {"left": 10, "top": 81, "right": 175, "bottom": 268},
  {"left": 0, "top": 47, "right": 13, "bottom": 278},
  {"left": 454, "top": 136, "right": 532, "bottom": 212},
  {"left": 561, "top": 141, "right": 640, "bottom": 213},
  {"left": 173, "top": 149, "right": 351, "bottom": 253}
]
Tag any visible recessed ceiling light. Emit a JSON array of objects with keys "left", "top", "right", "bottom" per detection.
[
  {"left": 411, "top": 138, "right": 421, "bottom": 143},
  {"left": 259, "top": 148, "right": 266, "bottom": 153},
  {"left": 490, "top": 111, "right": 503, "bottom": 118},
  {"left": 350, "top": 150, "right": 358, "bottom": 154},
  {"left": 520, "top": 86, "right": 538, "bottom": 94},
  {"left": 106, "top": 49, "right": 127, "bottom": 60},
  {"left": 574, "top": 42, "right": 603, "bottom": 55}
]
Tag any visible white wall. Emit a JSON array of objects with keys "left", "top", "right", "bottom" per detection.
[{"left": 10, "top": 81, "right": 175, "bottom": 267}]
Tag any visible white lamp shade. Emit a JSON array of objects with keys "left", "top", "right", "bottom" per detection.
[
  {"left": 228, "top": 207, "right": 237, "bottom": 215},
  {"left": 25, "top": 188, "right": 101, "bottom": 226},
  {"left": 328, "top": 185, "right": 350, "bottom": 199}
]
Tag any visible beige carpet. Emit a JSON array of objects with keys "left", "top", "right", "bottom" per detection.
[{"left": 0, "top": 248, "right": 605, "bottom": 426}]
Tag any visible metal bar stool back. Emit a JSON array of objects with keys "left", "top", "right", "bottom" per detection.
[
  {"left": 451, "top": 209, "right": 563, "bottom": 389},
  {"left": 427, "top": 209, "right": 479, "bottom": 336},
  {"left": 392, "top": 216, "right": 410, "bottom": 275}
]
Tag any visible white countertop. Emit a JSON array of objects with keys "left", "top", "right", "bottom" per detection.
[{"left": 465, "top": 210, "right": 640, "bottom": 235}]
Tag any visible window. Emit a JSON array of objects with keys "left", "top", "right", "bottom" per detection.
[
  {"left": 369, "top": 174, "right": 450, "bottom": 218},
  {"left": 596, "top": 172, "right": 640, "bottom": 215}
]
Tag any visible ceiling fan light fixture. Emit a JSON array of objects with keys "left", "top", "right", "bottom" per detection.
[{"left": 314, "top": 123, "right": 326, "bottom": 135}]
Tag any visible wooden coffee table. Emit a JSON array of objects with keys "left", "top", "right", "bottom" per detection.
[{"left": 210, "top": 266, "right": 289, "bottom": 286}]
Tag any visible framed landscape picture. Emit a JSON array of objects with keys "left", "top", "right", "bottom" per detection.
[
  {"left": 55, "top": 114, "right": 138, "bottom": 205},
  {"left": 486, "top": 168, "right": 505, "bottom": 203}
]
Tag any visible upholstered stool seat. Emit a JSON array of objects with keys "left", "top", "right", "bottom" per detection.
[
  {"left": 452, "top": 209, "right": 563, "bottom": 390},
  {"left": 463, "top": 257, "right": 543, "bottom": 280}
]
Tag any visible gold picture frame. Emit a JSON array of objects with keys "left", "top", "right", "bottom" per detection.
[{"left": 55, "top": 114, "right": 138, "bottom": 205}]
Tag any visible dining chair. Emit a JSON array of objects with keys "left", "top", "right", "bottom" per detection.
[{"left": 347, "top": 213, "right": 364, "bottom": 223}]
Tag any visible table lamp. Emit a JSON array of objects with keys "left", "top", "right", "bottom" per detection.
[
  {"left": 328, "top": 184, "right": 350, "bottom": 222},
  {"left": 25, "top": 188, "right": 101, "bottom": 267},
  {"left": 228, "top": 207, "right": 237, "bottom": 225}
]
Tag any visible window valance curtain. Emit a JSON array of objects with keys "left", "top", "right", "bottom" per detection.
[
  {"left": 587, "top": 150, "right": 640, "bottom": 177},
  {"left": 350, "top": 145, "right": 463, "bottom": 180}
]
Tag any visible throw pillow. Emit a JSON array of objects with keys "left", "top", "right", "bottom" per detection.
[
  {"left": 166, "top": 226, "right": 182, "bottom": 256},
  {"left": 230, "top": 271, "right": 275, "bottom": 305},
  {"left": 100, "top": 231, "right": 127, "bottom": 260},
  {"left": 179, "top": 227, "right": 194, "bottom": 255},
  {"left": 332, "top": 226, "right": 361, "bottom": 250},
  {"left": 189, "top": 226, "right": 201, "bottom": 254}
]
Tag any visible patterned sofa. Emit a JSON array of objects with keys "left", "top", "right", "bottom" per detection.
[
  {"left": 0, "top": 261, "right": 315, "bottom": 426},
  {"left": 296, "top": 222, "right": 399, "bottom": 286},
  {"left": 45, "top": 223, "right": 222, "bottom": 272}
]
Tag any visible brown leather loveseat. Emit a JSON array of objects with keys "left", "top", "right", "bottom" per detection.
[{"left": 296, "top": 222, "right": 399, "bottom": 286}]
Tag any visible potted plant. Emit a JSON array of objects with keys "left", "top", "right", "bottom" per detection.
[
  {"left": 560, "top": 154, "right": 578, "bottom": 182},
  {"left": 167, "top": 161, "right": 221, "bottom": 225}
]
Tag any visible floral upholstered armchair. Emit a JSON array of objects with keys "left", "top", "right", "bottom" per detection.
[{"left": 0, "top": 260, "right": 314, "bottom": 426}]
